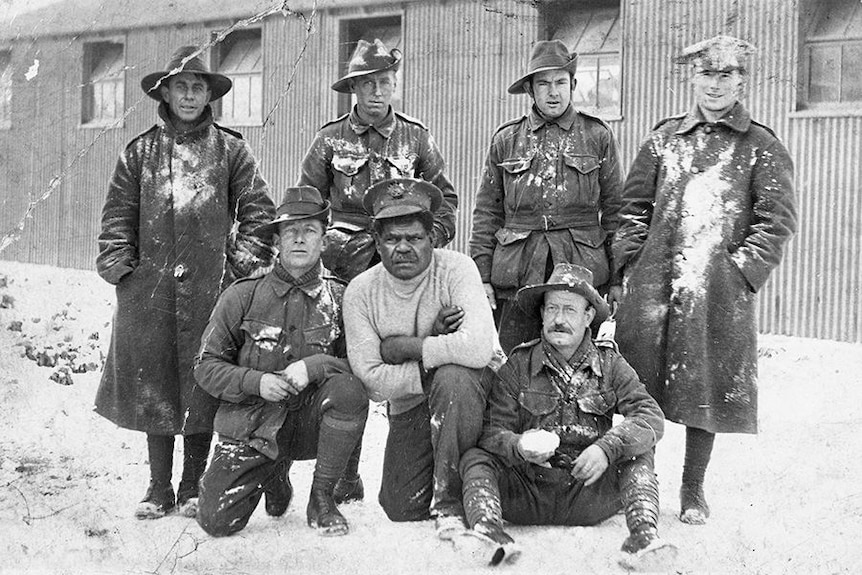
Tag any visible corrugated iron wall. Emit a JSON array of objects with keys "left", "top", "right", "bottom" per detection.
[{"left": 1, "top": 0, "right": 861, "bottom": 342}]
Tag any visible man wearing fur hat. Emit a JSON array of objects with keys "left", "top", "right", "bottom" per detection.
[
  {"left": 195, "top": 187, "right": 368, "bottom": 537},
  {"left": 96, "top": 45, "right": 275, "bottom": 520},
  {"left": 298, "top": 38, "right": 458, "bottom": 502},
  {"left": 470, "top": 40, "right": 623, "bottom": 353},
  {"left": 343, "top": 178, "right": 497, "bottom": 537},
  {"left": 613, "top": 35, "right": 797, "bottom": 524},
  {"left": 458, "top": 263, "right": 676, "bottom": 570}
]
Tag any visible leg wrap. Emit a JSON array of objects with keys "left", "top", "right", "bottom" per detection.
[{"left": 619, "top": 455, "right": 660, "bottom": 536}]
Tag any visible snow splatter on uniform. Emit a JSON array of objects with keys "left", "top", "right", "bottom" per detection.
[
  {"left": 613, "top": 102, "right": 797, "bottom": 434},
  {"left": 298, "top": 107, "right": 457, "bottom": 281},
  {"left": 95, "top": 103, "right": 275, "bottom": 435}
]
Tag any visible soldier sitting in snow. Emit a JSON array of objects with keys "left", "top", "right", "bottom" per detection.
[
  {"left": 458, "top": 264, "right": 677, "bottom": 570},
  {"left": 194, "top": 188, "right": 368, "bottom": 537}
]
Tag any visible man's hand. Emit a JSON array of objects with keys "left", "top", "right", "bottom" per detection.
[
  {"left": 517, "top": 429, "right": 560, "bottom": 464},
  {"left": 432, "top": 305, "right": 465, "bottom": 336},
  {"left": 570, "top": 444, "right": 609, "bottom": 486},
  {"left": 483, "top": 283, "right": 497, "bottom": 310},
  {"left": 606, "top": 285, "right": 623, "bottom": 313},
  {"left": 259, "top": 373, "right": 293, "bottom": 402},
  {"left": 380, "top": 336, "right": 423, "bottom": 365},
  {"left": 277, "top": 360, "right": 309, "bottom": 393}
]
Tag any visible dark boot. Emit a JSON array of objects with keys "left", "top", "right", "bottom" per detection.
[
  {"left": 333, "top": 436, "right": 364, "bottom": 504},
  {"left": 617, "top": 455, "right": 678, "bottom": 571},
  {"left": 136, "top": 434, "right": 175, "bottom": 519},
  {"left": 264, "top": 459, "right": 293, "bottom": 517},
  {"left": 680, "top": 426, "right": 715, "bottom": 524},
  {"left": 459, "top": 475, "right": 519, "bottom": 565},
  {"left": 177, "top": 433, "right": 212, "bottom": 517},
  {"left": 307, "top": 478, "right": 348, "bottom": 536},
  {"left": 306, "top": 415, "right": 362, "bottom": 536}
]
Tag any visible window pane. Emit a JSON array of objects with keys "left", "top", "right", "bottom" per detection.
[
  {"left": 596, "top": 56, "right": 621, "bottom": 110},
  {"left": 808, "top": 44, "right": 841, "bottom": 102},
  {"left": 573, "top": 55, "right": 599, "bottom": 108},
  {"left": 841, "top": 44, "right": 862, "bottom": 101},
  {"left": 0, "top": 51, "right": 11, "bottom": 127}
]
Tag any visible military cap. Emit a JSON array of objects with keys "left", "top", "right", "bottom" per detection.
[
  {"left": 363, "top": 178, "right": 443, "bottom": 220},
  {"left": 675, "top": 35, "right": 757, "bottom": 72},
  {"left": 332, "top": 39, "right": 402, "bottom": 94},
  {"left": 256, "top": 186, "right": 331, "bottom": 236}
]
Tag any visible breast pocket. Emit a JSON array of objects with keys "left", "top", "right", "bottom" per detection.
[
  {"left": 239, "top": 320, "right": 287, "bottom": 373},
  {"left": 385, "top": 155, "right": 416, "bottom": 178},
  {"left": 519, "top": 388, "right": 562, "bottom": 418},
  {"left": 563, "top": 153, "right": 600, "bottom": 205},
  {"left": 576, "top": 381, "right": 615, "bottom": 417},
  {"left": 331, "top": 154, "right": 369, "bottom": 201},
  {"left": 498, "top": 155, "right": 534, "bottom": 186},
  {"left": 303, "top": 323, "right": 337, "bottom": 355}
]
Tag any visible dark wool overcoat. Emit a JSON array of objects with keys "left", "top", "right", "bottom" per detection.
[
  {"left": 612, "top": 103, "right": 796, "bottom": 434},
  {"left": 95, "top": 104, "right": 275, "bottom": 435}
]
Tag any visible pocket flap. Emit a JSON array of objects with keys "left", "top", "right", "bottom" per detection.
[
  {"left": 494, "top": 227, "right": 532, "bottom": 246},
  {"left": 241, "top": 320, "right": 282, "bottom": 351},
  {"left": 386, "top": 155, "right": 414, "bottom": 176},
  {"left": 498, "top": 156, "right": 533, "bottom": 174},
  {"left": 563, "top": 154, "right": 600, "bottom": 174},
  {"left": 519, "top": 389, "right": 560, "bottom": 416},
  {"left": 303, "top": 324, "right": 335, "bottom": 346},
  {"left": 332, "top": 154, "right": 368, "bottom": 177}
]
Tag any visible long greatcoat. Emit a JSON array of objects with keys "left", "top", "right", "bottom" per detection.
[
  {"left": 612, "top": 103, "right": 796, "bottom": 434},
  {"left": 95, "top": 104, "right": 275, "bottom": 435}
]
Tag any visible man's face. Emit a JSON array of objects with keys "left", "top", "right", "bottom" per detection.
[
  {"left": 352, "top": 70, "right": 396, "bottom": 123},
  {"left": 691, "top": 66, "right": 743, "bottom": 118},
  {"left": 541, "top": 290, "right": 595, "bottom": 356},
  {"left": 275, "top": 219, "right": 326, "bottom": 277},
  {"left": 160, "top": 72, "right": 211, "bottom": 126},
  {"left": 376, "top": 218, "right": 433, "bottom": 281},
  {"left": 528, "top": 69, "right": 572, "bottom": 119}
]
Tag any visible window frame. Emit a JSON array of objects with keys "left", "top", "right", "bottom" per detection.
[
  {"left": 538, "top": 0, "right": 623, "bottom": 121},
  {"left": 80, "top": 37, "right": 126, "bottom": 129},
  {"left": 796, "top": 0, "right": 862, "bottom": 115},
  {"left": 211, "top": 26, "right": 264, "bottom": 127},
  {"left": 336, "top": 13, "right": 404, "bottom": 117}
]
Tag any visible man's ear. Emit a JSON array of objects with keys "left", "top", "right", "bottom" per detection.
[
  {"left": 523, "top": 79, "right": 533, "bottom": 97},
  {"left": 160, "top": 84, "right": 169, "bottom": 101},
  {"left": 585, "top": 305, "right": 596, "bottom": 324}
]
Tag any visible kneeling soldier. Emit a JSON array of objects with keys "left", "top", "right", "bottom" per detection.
[
  {"left": 195, "top": 187, "right": 368, "bottom": 537},
  {"left": 459, "top": 264, "right": 677, "bottom": 570}
]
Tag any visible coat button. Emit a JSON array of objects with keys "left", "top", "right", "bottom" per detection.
[
  {"left": 705, "top": 126, "right": 713, "bottom": 134},
  {"left": 174, "top": 264, "right": 187, "bottom": 281},
  {"left": 690, "top": 166, "right": 700, "bottom": 174}
]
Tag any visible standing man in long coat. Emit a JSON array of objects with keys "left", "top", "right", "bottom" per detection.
[
  {"left": 612, "top": 36, "right": 797, "bottom": 524},
  {"left": 470, "top": 40, "right": 623, "bottom": 353},
  {"left": 95, "top": 45, "right": 275, "bottom": 520}
]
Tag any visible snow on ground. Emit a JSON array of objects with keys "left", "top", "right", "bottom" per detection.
[{"left": 0, "top": 260, "right": 860, "bottom": 575}]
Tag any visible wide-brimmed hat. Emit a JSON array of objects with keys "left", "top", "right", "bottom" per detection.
[
  {"left": 256, "top": 187, "right": 331, "bottom": 236},
  {"left": 516, "top": 263, "right": 610, "bottom": 323},
  {"left": 508, "top": 40, "right": 578, "bottom": 94},
  {"left": 675, "top": 35, "right": 757, "bottom": 72},
  {"left": 332, "top": 39, "right": 402, "bottom": 94},
  {"left": 363, "top": 178, "right": 442, "bottom": 221},
  {"left": 141, "top": 45, "right": 233, "bottom": 101}
]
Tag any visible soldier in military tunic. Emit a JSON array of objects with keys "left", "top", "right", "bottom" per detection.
[{"left": 470, "top": 40, "right": 624, "bottom": 353}]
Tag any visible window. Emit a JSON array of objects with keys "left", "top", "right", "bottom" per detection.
[
  {"left": 213, "top": 28, "right": 263, "bottom": 126},
  {"left": 0, "top": 50, "right": 11, "bottom": 129},
  {"left": 540, "top": 0, "right": 622, "bottom": 118},
  {"left": 81, "top": 41, "right": 125, "bottom": 126},
  {"left": 338, "top": 15, "right": 402, "bottom": 116},
  {"left": 799, "top": 0, "right": 862, "bottom": 111}
]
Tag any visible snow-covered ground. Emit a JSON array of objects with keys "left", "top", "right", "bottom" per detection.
[{"left": 0, "top": 260, "right": 859, "bottom": 574}]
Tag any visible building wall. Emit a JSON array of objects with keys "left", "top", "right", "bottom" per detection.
[{"left": 1, "top": 0, "right": 861, "bottom": 343}]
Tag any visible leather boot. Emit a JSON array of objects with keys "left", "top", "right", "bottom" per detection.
[
  {"left": 333, "top": 433, "right": 364, "bottom": 504},
  {"left": 264, "top": 459, "right": 293, "bottom": 517},
  {"left": 135, "top": 481, "right": 175, "bottom": 520},
  {"left": 177, "top": 433, "right": 212, "bottom": 518},
  {"left": 307, "top": 479, "right": 348, "bottom": 536}
]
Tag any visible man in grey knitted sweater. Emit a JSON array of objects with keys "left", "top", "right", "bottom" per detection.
[{"left": 343, "top": 177, "right": 498, "bottom": 537}]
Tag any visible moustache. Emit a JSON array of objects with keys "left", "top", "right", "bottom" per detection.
[{"left": 548, "top": 324, "right": 572, "bottom": 334}]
